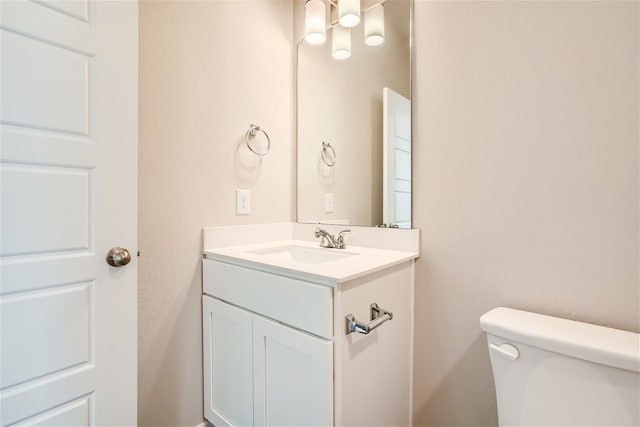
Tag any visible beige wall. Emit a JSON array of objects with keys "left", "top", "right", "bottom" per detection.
[
  {"left": 296, "top": 1, "right": 410, "bottom": 226},
  {"left": 412, "top": 1, "right": 639, "bottom": 425},
  {"left": 138, "top": 1, "right": 294, "bottom": 426}
]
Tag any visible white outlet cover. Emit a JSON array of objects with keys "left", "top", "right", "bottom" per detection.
[
  {"left": 325, "top": 193, "right": 334, "bottom": 213},
  {"left": 236, "top": 189, "right": 250, "bottom": 215}
]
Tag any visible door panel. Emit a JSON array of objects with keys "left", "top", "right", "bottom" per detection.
[
  {"left": 253, "top": 315, "right": 333, "bottom": 427},
  {"left": 0, "top": 0, "right": 137, "bottom": 425},
  {"left": 1, "top": 164, "right": 91, "bottom": 256},
  {"left": 203, "top": 296, "right": 253, "bottom": 427},
  {"left": 31, "top": 0, "right": 90, "bottom": 23},
  {"left": 1, "top": 283, "right": 92, "bottom": 389},
  {"left": 1, "top": 29, "right": 90, "bottom": 134},
  {"left": 17, "top": 395, "right": 91, "bottom": 426}
]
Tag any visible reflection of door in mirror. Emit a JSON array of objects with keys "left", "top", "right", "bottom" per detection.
[
  {"left": 383, "top": 87, "right": 411, "bottom": 229},
  {"left": 296, "top": 0, "right": 411, "bottom": 228}
]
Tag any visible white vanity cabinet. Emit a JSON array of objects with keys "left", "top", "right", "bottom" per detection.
[
  {"left": 203, "top": 259, "right": 334, "bottom": 427},
  {"left": 202, "top": 297, "right": 253, "bottom": 427},
  {"left": 202, "top": 238, "right": 416, "bottom": 427},
  {"left": 203, "top": 296, "right": 333, "bottom": 427}
]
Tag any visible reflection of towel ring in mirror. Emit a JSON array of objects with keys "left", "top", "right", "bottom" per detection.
[
  {"left": 245, "top": 124, "right": 271, "bottom": 156},
  {"left": 321, "top": 141, "right": 336, "bottom": 167}
]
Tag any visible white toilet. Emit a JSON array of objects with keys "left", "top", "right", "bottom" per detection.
[{"left": 480, "top": 307, "right": 639, "bottom": 426}]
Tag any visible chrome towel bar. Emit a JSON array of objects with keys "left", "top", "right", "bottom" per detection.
[{"left": 346, "top": 303, "right": 393, "bottom": 335}]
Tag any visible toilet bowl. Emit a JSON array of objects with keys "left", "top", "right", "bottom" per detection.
[{"left": 480, "top": 307, "right": 639, "bottom": 426}]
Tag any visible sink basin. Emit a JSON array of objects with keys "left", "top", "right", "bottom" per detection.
[{"left": 246, "top": 245, "right": 358, "bottom": 265}]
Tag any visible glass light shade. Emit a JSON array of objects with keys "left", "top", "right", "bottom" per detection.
[
  {"left": 338, "top": 0, "right": 360, "bottom": 28},
  {"left": 305, "top": 0, "right": 326, "bottom": 45},
  {"left": 332, "top": 26, "right": 351, "bottom": 60},
  {"left": 364, "top": 4, "right": 384, "bottom": 46}
]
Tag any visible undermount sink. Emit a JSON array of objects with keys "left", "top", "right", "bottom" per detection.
[{"left": 246, "top": 244, "right": 358, "bottom": 265}]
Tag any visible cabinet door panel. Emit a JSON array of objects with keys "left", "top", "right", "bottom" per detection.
[
  {"left": 253, "top": 316, "right": 333, "bottom": 426},
  {"left": 203, "top": 296, "right": 253, "bottom": 427}
]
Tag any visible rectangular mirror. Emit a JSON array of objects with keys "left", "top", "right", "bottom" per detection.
[{"left": 296, "top": 0, "right": 412, "bottom": 228}]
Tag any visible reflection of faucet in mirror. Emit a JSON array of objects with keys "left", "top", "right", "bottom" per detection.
[
  {"left": 377, "top": 223, "right": 400, "bottom": 228},
  {"left": 314, "top": 228, "right": 351, "bottom": 249},
  {"left": 296, "top": 0, "right": 412, "bottom": 229}
]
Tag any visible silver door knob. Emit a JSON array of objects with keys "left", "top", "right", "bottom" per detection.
[{"left": 106, "top": 247, "right": 131, "bottom": 267}]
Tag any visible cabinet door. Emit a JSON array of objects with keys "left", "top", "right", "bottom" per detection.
[
  {"left": 253, "top": 316, "right": 333, "bottom": 426},
  {"left": 203, "top": 296, "right": 253, "bottom": 427}
]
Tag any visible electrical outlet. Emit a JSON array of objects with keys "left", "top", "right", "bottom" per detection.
[
  {"left": 236, "top": 189, "right": 250, "bottom": 215},
  {"left": 325, "top": 193, "right": 334, "bottom": 213}
]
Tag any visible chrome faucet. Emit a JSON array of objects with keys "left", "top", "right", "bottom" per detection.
[{"left": 314, "top": 228, "right": 351, "bottom": 249}]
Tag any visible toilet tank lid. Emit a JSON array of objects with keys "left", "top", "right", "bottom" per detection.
[{"left": 480, "top": 307, "right": 639, "bottom": 373}]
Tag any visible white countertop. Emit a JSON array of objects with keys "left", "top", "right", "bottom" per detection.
[{"left": 203, "top": 239, "right": 419, "bottom": 286}]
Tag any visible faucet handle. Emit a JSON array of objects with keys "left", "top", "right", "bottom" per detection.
[
  {"left": 336, "top": 229, "right": 351, "bottom": 249},
  {"left": 338, "top": 229, "right": 351, "bottom": 237}
]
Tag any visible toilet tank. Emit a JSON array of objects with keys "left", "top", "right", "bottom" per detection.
[{"left": 480, "top": 307, "right": 639, "bottom": 426}]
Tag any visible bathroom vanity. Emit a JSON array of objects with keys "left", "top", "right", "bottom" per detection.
[{"left": 202, "top": 223, "right": 419, "bottom": 426}]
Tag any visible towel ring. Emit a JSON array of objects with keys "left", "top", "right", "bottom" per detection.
[
  {"left": 245, "top": 124, "right": 270, "bottom": 156},
  {"left": 321, "top": 141, "right": 336, "bottom": 167}
]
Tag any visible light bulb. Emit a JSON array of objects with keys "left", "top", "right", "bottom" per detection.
[
  {"left": 364, "top": 3, "right": 384, "bottom": 46},
  {"left": 332, "top": 26, "right": 351, "bottom": 60},
  {"left": 305, "top": 0, "right": 326, "bottom": 45},
  {"left": 338, "top": 0, "right": 360, "bottom": 28}
]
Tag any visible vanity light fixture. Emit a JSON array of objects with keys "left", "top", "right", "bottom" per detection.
[
  {"left": 364, "top": 3, "right": 384, "bottom": 46},
  {"left": 332, "top": 25, "right": 351, "bottom": 60},
  {"left": 305, "top": 0, "right": 327, "bottom": 45},
  {"left": 304, "top": 0, "right": 385, "bottom": 59},
  {"left": 338, "top": 0, "right": 360, "bottom": 28}
]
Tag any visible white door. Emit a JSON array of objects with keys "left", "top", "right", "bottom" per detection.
[
  {"left": 0, "top": 1, "right": 138, "bottom": 425},
  {"left": 203, "top": 296, "right": 253, "bottom": 427},
  {"left": 253, "top": 315, "right": 333, "bottom": 427},
  {"left": 383, "top": 87, "right": 412, "bottom": 229}
]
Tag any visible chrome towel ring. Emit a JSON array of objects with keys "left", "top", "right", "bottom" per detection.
[
  {"left": 321, "top": 141, "right": 336, "bottom": 166},
  {"left": 245, "top": 124, "right": 270, "bottom": 156}
]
